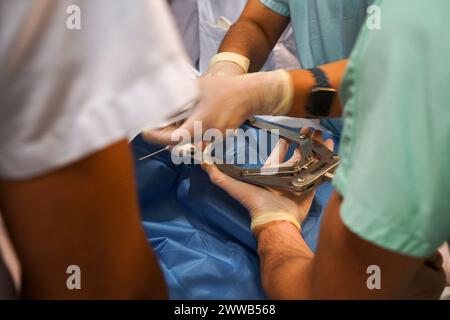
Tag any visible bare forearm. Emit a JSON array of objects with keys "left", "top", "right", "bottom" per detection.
[
  {"left": 256, "top": 221, "right": 314, "bottom": 299},
  {"left": 219, "top": 19, "right": 274, "bottom": 72},
  {"left": 255, "top": 193, "right": 445, "bottom": 300},
  {"left": 218, "top": 0, "right": 289, "bottom": 72},
  {"left": 287, "top": 60, "right": 348, "bottom": 119}
]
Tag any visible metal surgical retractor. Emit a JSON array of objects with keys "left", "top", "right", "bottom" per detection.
[
  {"left": 139, "top": 118, "right": 340, "bottom": 193},
  {"left": 214, "top": 118, "right": 340, "bottom": 193}
]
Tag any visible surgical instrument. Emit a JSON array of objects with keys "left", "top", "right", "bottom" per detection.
[{"left": 215, "top": 118, "right": 340, "bottom": 193}]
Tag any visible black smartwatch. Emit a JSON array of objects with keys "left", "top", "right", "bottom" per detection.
[{"left": 306, "top": 67, "right": 336, "bottom": 118}]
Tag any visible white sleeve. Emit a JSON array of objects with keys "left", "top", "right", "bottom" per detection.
[{"left": 0, "top": 0, "right": 197, "bottom": 179}]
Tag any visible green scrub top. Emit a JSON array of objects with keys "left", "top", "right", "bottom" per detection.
[
  {"left": 259, "top": 0, "right": 374, "bottom": 135},
  {"left": 335, "top": 0, "right": 450, "bottom": 258}
]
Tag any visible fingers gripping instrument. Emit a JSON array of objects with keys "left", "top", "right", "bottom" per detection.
[{"left": 215, "top": 118, "right": 340, "bottom": 193}]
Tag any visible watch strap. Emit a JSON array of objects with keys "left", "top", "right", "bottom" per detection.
[{"left": 308, "top": 67, "right": 331, "bottom": 88}]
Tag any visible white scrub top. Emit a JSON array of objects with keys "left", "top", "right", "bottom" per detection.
[
  {"left": 0, "top": 0, "right": 197, "bottom": 179},
  {"left": 197, "top": 0, "right": 301, "bottom": 73},
  {"left": 169, "top": 0, "right": 301, "bottom": 73},
  {"left": 169, "top": 0, "right": 200, "bottom": 66}
]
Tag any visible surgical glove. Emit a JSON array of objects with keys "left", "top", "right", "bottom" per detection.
[
  {"left": 244, "top": 69, "right": 294, "bottom": 116},
  {"left": 143, "top": 69, "right": 294, "bottom": 145},
  {"left": 203, "top": 129, "right": 334, "bottom": 234},
  {"left": 205, "top": 52, "right": 250, "bottom": 77}
]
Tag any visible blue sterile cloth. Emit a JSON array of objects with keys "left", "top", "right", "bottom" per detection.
[{"left": 131, "top": 123, "right": 338, "bottom": 299}]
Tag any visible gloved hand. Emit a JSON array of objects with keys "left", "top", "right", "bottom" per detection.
[
  {"left": 204, "top": 52, "right": 250, "bottom": 77},
  {"left": 202, "top": 129, "right": 334, "bottom": 234},
  {"left": 205, "top": 61, "right": 246, "bottom": 77},
  {"left": 143, "top": 69, "right": 294, "bottom": 145}
]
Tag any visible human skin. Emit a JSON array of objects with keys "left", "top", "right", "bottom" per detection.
[
  {"left": 0, "top": 141, "right": 167, "bottom": 299},
  {"left": 218, "top": 0, "right": 346, "bottom": 118}
]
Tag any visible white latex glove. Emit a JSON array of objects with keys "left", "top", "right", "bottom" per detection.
[
  {"left": 205, "top": 61, "right": 246, "bottom": 77},
  {"left": 202, "top": 128, "right": 334, "bottom": 233},
  {"left": 143, "top": 70, "right": 293, "bottom": 145},
  {"left": 205, "top": 52, "right": 250, "bottom": 77}
]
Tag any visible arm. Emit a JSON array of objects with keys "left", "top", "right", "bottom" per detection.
[
  {"left": 145, "top": 2, "right": 345, "bottom": 145},
  {"left": 217, "top": 0, "right": 290, "bottom": 72},
  {"left": 256, "top": 192, "right": 446, "bottom": 299},
  {"left": 144, "top": 59, "right": 348, "bottom": 146},
  {"left": 203, "top": 134, "right": 445, "bottom": 300},
  {"left": 219, "top": 0, "right": 347, "bottom": 116},
  {"left": 218, "top": 0, "right": 346, "bottom": 117},
  {"left": 0, "top": 141, "right": 167, "bottom": 299},
  {"left": 287, "top": 60, "right": 348, "bottom": 119}
]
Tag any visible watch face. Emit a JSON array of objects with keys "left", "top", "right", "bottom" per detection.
[{"left": 308, "top": 88, "right": 336, "bottom": 118}]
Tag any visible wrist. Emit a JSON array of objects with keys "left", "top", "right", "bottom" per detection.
[
  {"left": 287, "top": 70, "right": 316, "bottom": 118},
  {"left": 254, "top": 220, "right": 300, "bottom": 240},
  {"left": 206, "top": 61, "right": 246, "bottom": 77},
  {"left": 209, "top": 52, "right": 250, "bottom": 75},
  {"left": 244, "top": 70, "right": 294, "bottom": 116},
  {"left": 269, "top": 70, "right": 294, "bottom": 116},
  {"left": 288, "top": 61, "right": 346, "bottom": 118},
  {"left": 255, "top": 221, "right": 314, "bottom": 259},
  {"left": 251, "top": 212, "right": 301, "bottom": 235}
]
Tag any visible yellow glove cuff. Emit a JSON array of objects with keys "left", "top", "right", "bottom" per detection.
[
  {"left": 209, "top": 52, "right": 251, "bottom": 74},
  {"left": 250, "top": 212, "right": 301, "bottom": 233},
  {"left": 270, "top": 69, "right": 294, "bottom": 116}
]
